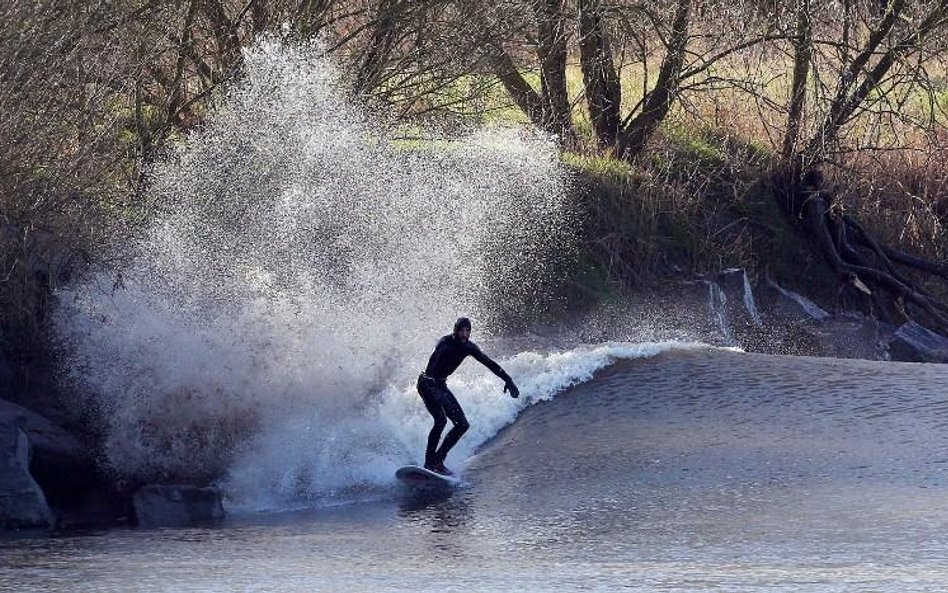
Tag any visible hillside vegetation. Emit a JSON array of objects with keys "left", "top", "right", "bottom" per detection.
[{"left": 3, "top": 0, "right": 948, "bottom": 372}]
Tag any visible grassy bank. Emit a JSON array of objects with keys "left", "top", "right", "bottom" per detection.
[
  {"left": 405, "top": 60, "right": 947, "bottom": 310},
  {"left": 4, "top": 50, "right": 948, "bottom": 409},
  {"left": 562, "top": 130, "right": 947, "bottom": 311},
  {"left": 562, "top": 125, "right": 827, "bottom": 297}
]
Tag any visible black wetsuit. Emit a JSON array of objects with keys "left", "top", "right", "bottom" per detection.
[{"left": 417, "top": 334, "right": 512, "bottom": 467}]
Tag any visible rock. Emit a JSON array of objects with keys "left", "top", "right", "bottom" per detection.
[
  {"left": 0, "top": 353, "right": 13, "bottom": 391},
  {"left": 888, "top": 321, "right": 948, "bottom": 363},
  {"left": 0, "top": 398, "right": 96, "bottom": 510},
  {"left": 757, "top": 276, "right": 831, "bottom": 323},
  {"left": 686, "top": 269, "right": 765, "bottom": 347},
  {"left": 0, "top": 413, "right": 53, "bottom": 529},
  {"left": 715, "top": 268, "right": 764, "bottom": 328},
  {"left": 746, "top": 277, "right": 878, "bottom": 359},
  {"left": 133, "top": 484, "right": 225, "bottom": 528},
  {"left": 804, "top": 314, "right": 887, "bottom": 360},
  {"left": 675, "top": 279, "right": 732, "bottom": 342}
]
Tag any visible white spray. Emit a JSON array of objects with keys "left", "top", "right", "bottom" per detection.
[{"left": 54, "top": 40, "right": 688, "bottom": 510}]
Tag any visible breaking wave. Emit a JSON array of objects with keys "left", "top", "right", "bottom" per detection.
[
  {"left": 52, "top": 38, "right": 583, "bottom": 507},
  {"left": 52, "top": 39, "right": 715, "bottom": 510}
]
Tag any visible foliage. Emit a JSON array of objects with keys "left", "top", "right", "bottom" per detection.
[{"left": 4, "top": 0, "right": 948, "bottom": 351}]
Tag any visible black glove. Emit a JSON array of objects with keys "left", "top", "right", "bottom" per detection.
[{"left": 504, "top": 380, "right": 520, "bottom": 398}]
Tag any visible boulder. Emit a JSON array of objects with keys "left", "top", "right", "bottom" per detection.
[
  {"left": 0, "top": 398, "right": 96, "bottom": 510},
  {"left": 675, "top": 279, "right": 732, "bottom": 342},
  {"left": 757, "top": 276, "right": 831, "bottom": 323},
  {"left": 888, "top": 321, "right": 948, "bottom": 363},
  {"left": 686, "top": 269, "right": 765, "bottom": 347},
  {"left": 0, "top": 353, "right": 13, "bottom": 391},
  {"left": 133, "top": 484, "right": 225, "bottom": 528},
  {"left": 715, "top": 268, "right": 764, "bottom": 328},
  {"left": 804, "top": 313, "right": 887, "bottom": 360},
  {"left": 0, "top": 413, "right": 53, "bottom": 529}
]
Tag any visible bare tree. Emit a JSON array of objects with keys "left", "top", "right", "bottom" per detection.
[
  {"left": 476, "top": 0, "right": 578, "bottom": 145},
  {"left": 0, "top": 0, "right": 140, "bottom": 354},
  {"left": 577, "top": 0, "right": 782, "bottom": 159},
  {"left": 535, "top": 0, "right": 575, "bottom": 141},
  {"left": 614, "top": 0, "right": 693, "bottom": 158},
  {"left": 772, "top": 0, "right": 948, "bottom": 333},
  {"left": 7, "top": 0, "right": 948, "bottom": 352},
  {"left": 781, "top": 0, "right": 811, "bottom": 161},
  {"left": 578, "top": 0, "right": 622, "bottom": 148}
]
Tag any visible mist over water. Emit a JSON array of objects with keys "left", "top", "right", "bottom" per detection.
[{"left": 50, "top": 40, "right": 654, "bottom": 509}]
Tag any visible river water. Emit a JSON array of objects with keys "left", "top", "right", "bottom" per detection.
[{"left": 3, "top": 347, "right": 947, "bottom": 592}]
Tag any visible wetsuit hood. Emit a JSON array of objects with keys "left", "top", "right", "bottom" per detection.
[{"left": 453, "top": 317, "right": 471, "bottom": 334}]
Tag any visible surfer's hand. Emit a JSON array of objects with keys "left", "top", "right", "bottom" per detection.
[{"left": 504, "top": 380, "right": 520, "bottom": 398}]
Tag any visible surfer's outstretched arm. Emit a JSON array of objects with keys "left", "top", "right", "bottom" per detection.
[{"left": 469, "top": 343, "right": 519, "bottom": 398}]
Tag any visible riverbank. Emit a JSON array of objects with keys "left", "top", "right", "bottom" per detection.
[
  {"left": 2, "top": 108, "right": 947, "bottom": 533},
  {"left": 3, "top": 256, "right": 946, "bottom": 532}
]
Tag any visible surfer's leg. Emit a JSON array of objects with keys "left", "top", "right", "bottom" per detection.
[
  {"left": 425, "top": 413, "right": 447, "bottom": 468},
  {"left": 434, "top": 387, "right": 469, "bottom": 464},
  {"left": 418, "top": 377, "right": 447, "bottom": 467}
]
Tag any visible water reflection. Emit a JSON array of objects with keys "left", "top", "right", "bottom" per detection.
[{"left": 396, "top": 486, "right": 457, "bottom": 513}]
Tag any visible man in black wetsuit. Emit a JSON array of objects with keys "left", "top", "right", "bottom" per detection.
[{"left": 417, "top": 317, "right": 520, "bottom": 475}]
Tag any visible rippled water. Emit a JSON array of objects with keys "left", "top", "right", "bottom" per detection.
[{"left": 3, "top": 348, "right": 948, "bottom": 592}]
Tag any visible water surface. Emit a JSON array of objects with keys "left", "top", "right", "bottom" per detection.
[{"left": 4, "top": 348, "right": 947, "bottom": 592}]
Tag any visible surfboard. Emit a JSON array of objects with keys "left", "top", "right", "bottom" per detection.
[{"left": 395, "top": 465, "right": 461, "bottom": 488}]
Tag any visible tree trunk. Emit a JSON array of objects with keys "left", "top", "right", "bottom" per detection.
[
  {"left": 802, "top": 0, "right": 909, "bottom": 160},
  {"left": 616, "top": 0, "right": 691, "bottom": 159},
  {"left": 533, "top": 0, "right": 576, "bottom": 145},
  {"left": 354, "top": 0, "right": 407, "bottom": 96},
  {"left": 166, "top": 0, "right": 200, "bottom": 131},
  {"left": 781, "top": 0, "right": 811, "bottom": 164},
  {"left": 770, "top": 170, "right": 948, "bottom": 333},
  {"left": 772, "top": 0, "right": 948, "bottom": 332},
  {"left": 578, "top": 0, "right": 621, "bottom": 149},
  {"left": 294, "top": 0, "right": 334, "bottom": 38},
  {"left": 250, "top": 0, "right": 269, "bottom": 34},
  {"left": 202, "top": 0, "right": 241, "bottom": 68},
  {"left": 487, "top": 43, "right": 548, "bottom": 130}
]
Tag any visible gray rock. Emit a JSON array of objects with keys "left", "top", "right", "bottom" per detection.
[
  {"left": 133, "top": 484, "right": 225, "bottom": 528},
  {"left": 0, "top": 398, "right": 84, "bottom": 461},
  {"left": 0, "top": 398, "right": 94, "bottom": 508},
  {"left": 889, "top": 321, "right": 948, "bottom": 363},
  {"left": 675, "top": 279, "right": 730, "bottom": 341},
  {"left": 0, "top": 353, "right": 13, "bottom": 391},
  {"left": 0, "top": 414, "right": 53, "bottom": 529},
  {"left": 716, "top": 268, "right": 764, "bottom": 327},
  {"left": 691, "top": 269, "right": 764, "bottom": 347},
  {"left": 758, "top": 276, "right": 831, "bottom": 323},
  {"left": 804, "top": 314, "right": 886, "bottom": 360}
]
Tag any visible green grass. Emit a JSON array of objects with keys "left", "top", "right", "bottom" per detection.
[
  {"left": 661, "top": 123, "right": 728, "bottom": 166},
  {"left": 561, "top": 151, "right": 636, "bottom": 182}
]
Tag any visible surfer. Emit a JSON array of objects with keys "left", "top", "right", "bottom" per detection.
[{"left": 417, "top": 317, "right": 519, "bottom": 476}]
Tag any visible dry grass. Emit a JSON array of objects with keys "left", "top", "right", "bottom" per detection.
[
  {"left": 4, "top": 5, "right": 948, "bottom": 358},
  {"left": 829, "top": 147, "right": 948, "bottom": 257}
]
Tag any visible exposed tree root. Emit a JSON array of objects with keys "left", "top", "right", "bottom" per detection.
[{"left": 771, "top": 167, "right": 948, "bottom": 335}]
